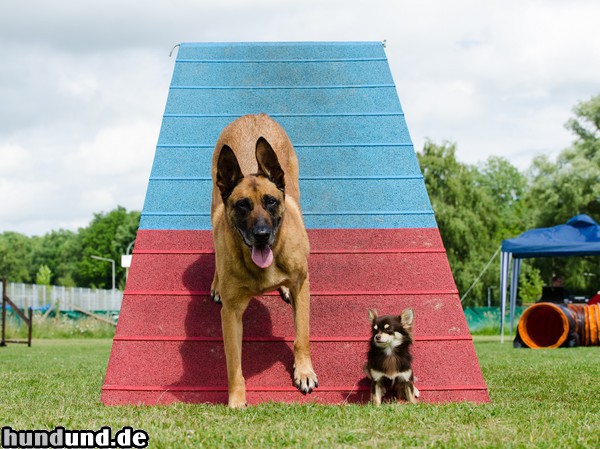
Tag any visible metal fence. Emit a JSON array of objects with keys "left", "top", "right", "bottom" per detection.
[{"left": 0, "top": 282, "right": 122, "bottom": 312}]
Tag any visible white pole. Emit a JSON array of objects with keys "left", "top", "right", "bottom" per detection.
[
  {"left": 90, "top": 255, "right": 116, "bottom": 290},
  {"left": 499, "top": 252, "right": 511, "bottom": 343},
  {"left": 509, "top": 258, "right": 522, "bottom": 336}
]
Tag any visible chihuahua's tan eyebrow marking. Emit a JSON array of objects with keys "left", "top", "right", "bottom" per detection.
[
  {"left": 373, "top": 325, "right": 378, "bottom": 330},
  {"left": 384, "top": 324, "right": 390, "bottom": 329}
]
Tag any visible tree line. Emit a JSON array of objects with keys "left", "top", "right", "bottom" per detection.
[
  {"left": 0, "top": 207, "right": 139, "bottom": 290},
  {"left": 420, "top": 93, "right": 600, "bottom": 305},
  {"left": 1, "top": 94, "right": 598, "bottom": 304}
]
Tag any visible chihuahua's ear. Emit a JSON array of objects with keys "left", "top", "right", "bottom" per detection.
[
  {"left": 400, "top": 308, "right": 414, "bottom": 328},
  {"left": 256, "top": 137, "right": 285, "bottom": 193},
  {"left": 216, "top": 145, "right": 244, "bottom": 202},
  {"left": 368, "top": 309, "right": 378, "bottom": 323}
]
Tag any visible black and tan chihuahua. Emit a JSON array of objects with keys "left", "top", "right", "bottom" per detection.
[{"left": 364, "top": 308, "right": 419, "bottom": 405}]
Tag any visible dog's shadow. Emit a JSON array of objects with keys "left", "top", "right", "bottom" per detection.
[{"left": 168, "top": 254, "right": 295, "bottom": 403}]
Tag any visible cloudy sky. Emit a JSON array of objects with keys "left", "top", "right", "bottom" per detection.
[{"left": 1, "top": 0, "right": 599, "bottom": 236}]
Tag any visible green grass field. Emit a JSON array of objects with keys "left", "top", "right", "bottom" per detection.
[{"left": 1, "top": 337, "right": 598, "bottom": 448}]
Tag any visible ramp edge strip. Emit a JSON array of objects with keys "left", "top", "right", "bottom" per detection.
[
  {"left": 149, "top": 175, "right": 422, "bottom": 181},
  {"left": 123, "top": 290, "right": 459, "bottom": 296},
  {"left": 176, "top": 58, "right": 387, "bottom": 63},
  {"left": 112, "top": 335, "right": 472, "bottom": 342},
  {"left": 169, "top": 84, "right": 396, "bottom": 90},
  {"left": 102, "top": 385, "right": 488, "bottom": 392},
  {"left": 141, "top": 211, "right": 435, "bottom": 217},
  {"left": 156, "top": 143, "right": 414, "bottom": 148},
  {"left": 132, "top": 248, "right": 445, "bottom": 255},
  {"left": 162, "top": 113, "right": 404, "bottom": 118}
]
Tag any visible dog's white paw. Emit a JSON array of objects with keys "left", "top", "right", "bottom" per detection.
[
  {"left": 210, "top": 288, "right": 221, "bottom": 304},
  {"left": 414, "top": 386, "right": 420, "bottom": 398},
  {"left": 293, "top": 366, "right": 318, "bottom": 395}
]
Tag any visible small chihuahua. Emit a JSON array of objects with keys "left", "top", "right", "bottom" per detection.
[{"left": 364, "top": 308, "right": 419, "bottom": 405}]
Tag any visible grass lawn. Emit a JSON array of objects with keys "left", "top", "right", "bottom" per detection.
[{"left": 1, "top": 337, "right": 598, "bottom": 448}]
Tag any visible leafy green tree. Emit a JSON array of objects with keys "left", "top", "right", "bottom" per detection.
[
  {"left": 30, "top": 229, "right": 79, "bottom": 286},
  {"left": 75, "top": 206, "right": 140, "bottom": 289},
  {"left": 525, "top": 94, "right": 600, "bottom": 294},
  {"left": 476, "top": 157, "right": 544, "bottom": 303},
  {"left": 0, "top": 232, "right": 34, "bottom": 282},
  {"left": 565, "top": 94, "right": 600, "bottom": 159},
  {"left": 518, "top": 263, "right": 544, "bottom": 304},
  {"left": 418, "top": 141, "right": 501, "bottom": 305},
  {"left": 477, "top": 156, "right": 529, "bottom": 238},
  {"left": 35, "top": 265, "right": 52, "bottom": 285},
  {"left": 527, "top": 94, "right": 600, "bottom": 226},
  {"left": 2, "top": 207, "right": 139, "bottom": 289}
]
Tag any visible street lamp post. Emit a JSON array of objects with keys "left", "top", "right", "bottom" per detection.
[
  {"left": 122, "top": 239, "right": 135, "bottom": 281},
  {"left": 91, "top": 255, "right": 116, "bottom": 290}
]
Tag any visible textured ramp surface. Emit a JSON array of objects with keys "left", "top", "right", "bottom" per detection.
[
  {"left": 141, "top": 42, "right": 434, "bottom": 230},
  {"left": 102, "top": 42, "right": 489, "bottom": 405}
]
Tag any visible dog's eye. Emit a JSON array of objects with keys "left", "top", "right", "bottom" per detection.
[
  {"left": 234, "top": 199, "right": 252, "bottom": 211},
  {"left": 263, "top": 195, "right": 279, "bottom": 208}
]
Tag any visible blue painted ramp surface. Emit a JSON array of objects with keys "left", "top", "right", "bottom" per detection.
[{"left": 141, "top": 41, "right": 435, "bottom": 230}]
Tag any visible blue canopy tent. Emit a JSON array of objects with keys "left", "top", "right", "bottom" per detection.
[{"left": 499, "top": 214, "right": 600, "bottom": 342}]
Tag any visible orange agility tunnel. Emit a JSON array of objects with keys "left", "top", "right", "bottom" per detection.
[{"left": 517, "top": 302, "right": 600, "bottom": 348}]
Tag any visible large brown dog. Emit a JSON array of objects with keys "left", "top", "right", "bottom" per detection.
[{"left": 210, "top": 114, "right": 318, "bottom": 408}]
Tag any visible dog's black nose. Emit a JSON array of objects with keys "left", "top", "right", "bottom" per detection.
[
  {"left": 253, "top": 226, "right": 271, "bottom": 244},
  {"left": 375, "top": 334, "right": 382, "bottom": 342}
]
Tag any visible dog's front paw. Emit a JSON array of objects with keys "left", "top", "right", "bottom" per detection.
[
  {"left": 293, "top": 365, "right": 318, "bottom": 395},
  {"left": 211, "top": 273, "right": 221, "bottom": 303},
  {"left": 210, "top": 288, "right": 222, "bottom": 304},
  {"left": 228, "top": 396, "right": 247, "bottom": 408},
  {"left": 227, "top": 385, "right": 247, "bottom": 408},
  {"left": 278, "top": 286, "right": 291, "bottom": 304}
]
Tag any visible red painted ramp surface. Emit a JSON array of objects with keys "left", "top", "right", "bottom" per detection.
[{"left": 102, "top": 229, "right": 489, "bottom": 405}]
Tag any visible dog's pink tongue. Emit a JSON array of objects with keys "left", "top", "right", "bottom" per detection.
[{"left": 251, "top": 246, "right": 273, "bottom": 269}]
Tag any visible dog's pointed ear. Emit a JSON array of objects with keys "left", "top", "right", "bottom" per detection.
[
  {"left": 400, "top": 308, "right": 414, "bottom": 328},
  {"left": 216, "top": 145, "right": 243, "bottom": 202},
  {"left": 368, "top": 309, "right": 378, "bottom": 323},
  {"left": 256, "top": 137, "right": 285, "bottom": 193}
]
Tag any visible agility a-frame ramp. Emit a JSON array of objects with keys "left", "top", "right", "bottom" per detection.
[{"left": 102, "top": 42, "right": 489, "bottom": 405}]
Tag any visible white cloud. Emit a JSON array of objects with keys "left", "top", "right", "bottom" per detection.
[
  {"left": 0, "top": 178, "right": 61, "bottom": 224},
  {"left": 0, "top": 144, "right": 28, "bottom": 173},
  {"left": 0, "top": 0, "right": 599, "bottom": 234},
  {"left": 386, "top": 1, "right": 600, "bottom": 166},
  {"left": 69, "top": 122, "right": 156, "bottom": 177}
]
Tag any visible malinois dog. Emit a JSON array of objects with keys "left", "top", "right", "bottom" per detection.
[{"left": 211, "top": 114, "right": 318, "bottom": 407}]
